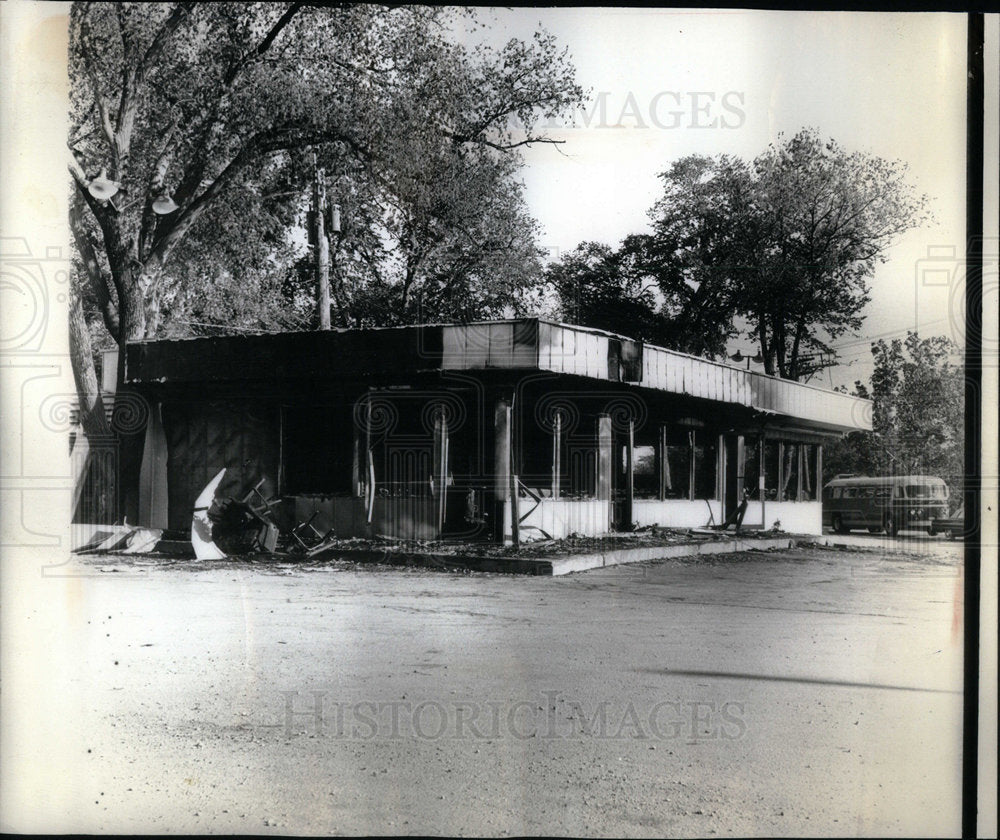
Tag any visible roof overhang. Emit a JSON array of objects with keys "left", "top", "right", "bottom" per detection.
[{"left": 125, "top": 319, "right": 872, "bottom": 435}]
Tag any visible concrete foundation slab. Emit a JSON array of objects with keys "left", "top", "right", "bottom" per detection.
[{"left": 318, "top": 536, "right": 799, "bottom": 576}]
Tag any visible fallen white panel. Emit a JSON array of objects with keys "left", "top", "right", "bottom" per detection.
[{"left": 191, "top": 468, "right": 227, "bottom": 560}]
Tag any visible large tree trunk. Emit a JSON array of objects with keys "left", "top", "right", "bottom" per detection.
[
  {"left": 69, "top": 292, "right": 110, "bottom": 439},
  {"left": 113, "top": 276, "right": 150, "bottom": 525},
  {"left": 755, "top": 306, "right": 774, "bottom": 376},
  {"left": 69, "top": 292, "right": 117, "bottom": 524}
]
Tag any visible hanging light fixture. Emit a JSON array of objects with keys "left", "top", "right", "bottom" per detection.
[
  {"left": 152, "top": 192, "right": 179, "bottom": 215},
  {"left": 87, "top": 167, "right": 120, "bottom": 200},
  {"left": 730, "top": 349, "right": 764, "bottom": 370}
]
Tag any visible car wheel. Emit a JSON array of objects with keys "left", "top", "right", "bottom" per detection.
[
  {"left": 884, "top": 514, "right": 899, "bottom": 537},
  {"left": 868, "top": 526, "right": 882, "bottom": 534},
  {"left": 832, "top": 515, "right": 846, "bottom": 535},
  {"left": 928, "top": 525, "right": 938, "bottom": 537}
]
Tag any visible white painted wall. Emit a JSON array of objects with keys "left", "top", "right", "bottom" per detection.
[
  {"left": 291, "top": 495, "right": 823, "bottom": 541},
  {"left": 743, "top": 500, "right": 822, "bottom": 534},
  {"left": 632, "top": 499, "right": 723, "bottom": 529},
  {"left": 504, "top": 498, "right": 611, "bottom": 541}
]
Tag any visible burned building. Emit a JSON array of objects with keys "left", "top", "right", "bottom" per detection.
[{"left": 123, "top": 319, "right": 872, "bottom": 542}]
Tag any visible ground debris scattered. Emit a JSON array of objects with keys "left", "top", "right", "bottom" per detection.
[{"left": 276, "top": 527, "right": 794, "bottom": 561}]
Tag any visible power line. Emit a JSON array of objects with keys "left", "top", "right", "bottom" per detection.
[{"left": 823, "top": 318, "right": 955, "bottom": 352}]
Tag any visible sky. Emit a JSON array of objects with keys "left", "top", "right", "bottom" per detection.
[
  {"left": 460, "top": 9, "right": 970, "bottom": 389},
  {"left": 0, "top": 4, "right": 976, "bottom": 394}
]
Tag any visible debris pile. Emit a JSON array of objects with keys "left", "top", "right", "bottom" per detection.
[
  {"left": 196, "top": 470, "right": 338, "bottom": 560},
  {"left": 78, "top": 468, "right": 338, "bottom": 561}
]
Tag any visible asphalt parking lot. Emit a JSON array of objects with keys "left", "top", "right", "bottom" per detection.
[
  {"left": 818, "top": 528, "right": 965, "bottom": 556},
  {"left": 3, "top": 541, "right": 964, "bottom": 836}
]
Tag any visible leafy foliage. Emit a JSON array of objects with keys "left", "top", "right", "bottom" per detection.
[
  {"left": 318, "top": 145, "right": 547, "bottom": 326},
  {"left": 547, "top": 129, "right": 931, "bottom": 376},
  {"left": 545, "top": 156, "right": 747, "bottom": 357},
  {"left": 744, "top": 130, "right": 931, "bottom": 379},
  {"left": 824, "top": 332, "right": 964, "bottom": 501},
  {"left": 68, "top": 2, "right": 584, "bottom": 347},
  {"left": 545, "top": 242, "right": 663, "bottom": 341}
]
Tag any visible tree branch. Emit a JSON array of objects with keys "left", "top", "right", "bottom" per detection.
[
  {"left": 170, "top": 3, "right": 302, "bottom": 211},
  {"left": 78, "top": 4, "right": 116, "bottom": 152},
  {"left": 68, "top": 156, "right": 115, "bottom": 237},
  {"left": 148, "top": 127, "right": 368, "bottom": 268},
  {"left": 141, "top": 2, "right": 195, "bottom": 69},
  {"left": 70, "top": 195, "right": 121, "bottom": 341},
  {"left": 68, "top": 162, "right": 131, "bottom": 311},
  {"left": 69, "top": 285, "right": 112, "bottom": 441},
  {"left": 138, "top": 121, "right": 179, "bottom": 260},
  {"left": 223, "top": 2, "right": 304, "bottom": 87},
  {"left": 450, "top": 133, "right": 566, "bottom": 152},
  {"left": 112, "top": 2, "right": 194, "bottom": 178}
]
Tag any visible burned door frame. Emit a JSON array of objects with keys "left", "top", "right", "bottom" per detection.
[
  {"left": 353, "top": 387, "right": 490, "bottom": 541},
  {"left": 161, "top": 398, "right": 281, "bottom": 532},
  {"left": 723, "top": 432, "right": 741, "bottom": 520},
  {"left": 611, "top": 417, "right": 634, "bottom": 531}
]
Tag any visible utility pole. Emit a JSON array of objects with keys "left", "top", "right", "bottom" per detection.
[{"left": 311, "top": 150, "right": 331, "bottom": 331}]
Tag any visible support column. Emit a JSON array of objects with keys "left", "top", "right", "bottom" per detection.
[
  {"left": 138, "top": 402, "right": 168, "bottom": 528},
  {"left": 816, "top": 444, "right": 823, "bottom": 496},
  {"left": 778, "top": 441, "right": 786, "bottom": 500},
  {"left": 552, "top": 411, "right": 561, "bottom": 499},
  {"left": 433, "top": 408, "right": 448, "bottom": 533},
  {"left": 759, "top": 428, "right": 767, "bottom": 528},
  {"left": 597, "top": 414, "right": 612, "bottom": 530},
  {"left": 736, "top": 434, "right": 745, "bottom": 497},
  {"left": 797, "top": 443, "right": 806, "bottom": 502},
  {"left": 717, "top": 432, "right": 726, "bottom": 504},
  {"left": 688, "top": 430, "right": 696, "bottom": 501},
  {"left": 624, "top": 418, "right": 634, "bottom": 529},
  {"left": 352, "top": 407, "right": 362, "bottom": 498},
  {"left": 493, "top": 397, "right": 511, "bottom": 543},
  {"left": 658, "top": 425, "right": 668, "bottom": 501}
]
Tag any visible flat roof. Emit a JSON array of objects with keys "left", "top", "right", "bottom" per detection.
[{"left": 125, "top": 318, "right": 872, "bottom": 435}]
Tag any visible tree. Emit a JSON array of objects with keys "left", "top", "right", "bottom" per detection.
[
  {"left": 545, "top": 241, "right": 683, "bottom": 347},
  {"left": 868, "top": 332, "right": 964, "bottom": 487},
  {"left": 823, "top": 333, "right": 964, "bottom": 500},
  {"left": 743, "top": 130, "right": 931, "bottom": 380},
  {"left": 544, "top": 155, "right": 750, "bottom": 358},
  {"left": 548, "top": 130, "right": 931, "bottom": 377},
  {"left": 622, "top": 154, "right": 751, "bottom": 356},
  {"left": 68, "top": 2, "right": 584, "bottom": 519},
  {"left": 322, "top": 143, "right": 547, "bottom": 326}
]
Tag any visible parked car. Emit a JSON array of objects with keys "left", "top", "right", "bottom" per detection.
[
  {"left": 822, "top": 474, "right": 950, "bottom": 536},
  {"left": 930, "top": 504, "right": 964, "bottom": 539}
]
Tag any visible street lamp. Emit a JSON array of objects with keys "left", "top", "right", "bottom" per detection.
[
  {"left": 87, "top": 168, "right": 120, "bottom": 200},
  {"left": 152, "top": 192, "right": 179, "bottom": 214},
  {"left": 729, "top": 349, "right": 764, "bottom": 370}
]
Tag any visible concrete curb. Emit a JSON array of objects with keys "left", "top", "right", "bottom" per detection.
[
  {"left": 318, "top": 537, "right": 800, "bottom": 577},
  {"left": 546, "top": 537, "right": 797, "bottom": 575},
  {"left": 804, "top": 535, "right": 959, "bottom": 556}
]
